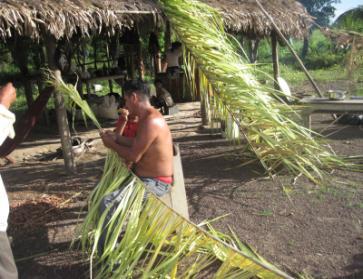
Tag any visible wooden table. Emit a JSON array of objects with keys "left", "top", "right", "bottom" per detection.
[
  {"left": 81, "top": 74, "right": 125, "bottom": 83},
  {"left": 79, "top": 74, "right": 125, "bottom": 95},
  {"left": 300, "top": 97, "right": 363, "bottom": 129}
]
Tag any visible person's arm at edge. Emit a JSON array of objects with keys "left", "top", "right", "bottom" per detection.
[
  {"left": 0, "top": 105, "right": 15, "bottom": 145},
  {"left": 0, "top": 83, "right": 16, "bottom": 145}
]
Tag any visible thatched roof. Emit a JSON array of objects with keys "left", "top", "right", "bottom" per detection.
[
  {"left": 203, "top": 0, "right": 313, "bottom": 38},
  {"left": 321, "top": 28, "right": 363, "bottom": 50},
  {"left": 0, "top": 0, "right": 160, "bottom": 39},
  {"left": 0, "top": 0, "right": 312, "bottom": 40}
]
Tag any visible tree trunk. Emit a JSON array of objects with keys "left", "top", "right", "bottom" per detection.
[
  {"left": 10, "top": 36, "right": 34, "bottom": 107},
  {"left": 44, "top": 34, "right": 75, "bottom": 174},
  {"left": 164, "top": 21, "right": 171, "bottom": 52},
  {"left": 248, "top": 39, "right": 260, "bottom": 63},
  {"left": 23, "top": 80, "right": 33, "bottom": 107},
  {"left": 301, "top": 36, "right": 309, "bottom": 59}
]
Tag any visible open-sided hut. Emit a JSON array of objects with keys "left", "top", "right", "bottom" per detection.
[{"left": 0, "top": 0, "right": 160, "bottom": 172}]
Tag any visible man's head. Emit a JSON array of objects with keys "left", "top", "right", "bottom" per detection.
[
  {"left": 122, "top": 80, "right": 150, "bottom": 114},
  {"left": 154, "top": 78, "right": 163, "bottom": 89},
  {"left": 171, "top": 41, "right": 182, "bottom": 51},
  {"left": 0, "top": 83, "right": 16, "bottom": 109}
]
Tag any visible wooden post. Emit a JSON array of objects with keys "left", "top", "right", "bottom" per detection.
[
  {"left": 200, "top": 76, "right": 211, "bottom": 126},
  {"left": 106, "top": 43, "right": 113, "bottom": 93},
  {"left": 271, "top": 32, "right": 280, "bottom": 90},
  {"left": 195, "top": 67, "right": 201, "bottom": 101},
  {"left": 44, "top": 34, "right": 75, "bottom": 173},
  {"left": 164, "top": 20, "right": 171, "bottom": 52},
  {"left": 10, "top": 36, "right": 34, "bottom": 107},
  {"left": 135, "top": 28, "right": 144, "bottom": 80},
  {"left": 347, "top": 35, "right": 356, "bottom": 80}
]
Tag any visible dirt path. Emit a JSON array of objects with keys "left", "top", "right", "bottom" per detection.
[{"left": 2, "top": 102, "right": 363, "bottom": 278}]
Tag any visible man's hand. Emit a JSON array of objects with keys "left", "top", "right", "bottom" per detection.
[
  {"left": 100, "top": 131, "right": 115, "bottom": 149},
  {"left": 0, "top": 83, "right": 16, "bottom": 109},
  {"left": 118, "top": 108, "right": 129, "bottom": 121}
]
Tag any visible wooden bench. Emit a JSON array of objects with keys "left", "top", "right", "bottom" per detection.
[
  {"left": 159, "top": 144, "right": 189, "bottom": 220},
  {"left": 300, "top": 97, "right": 363, "bottom": 129}
]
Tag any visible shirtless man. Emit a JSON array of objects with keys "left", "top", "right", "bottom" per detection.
[
  {"left": 100, "top": 80, "right": 173, "bottom": 192},
  {"left": 98, "top": 80, "right": 173, "bottom": 255}
]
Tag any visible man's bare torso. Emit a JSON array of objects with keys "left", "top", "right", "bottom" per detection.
[{"left": 134, "top": 108, "right": 173, "bottom": 178}]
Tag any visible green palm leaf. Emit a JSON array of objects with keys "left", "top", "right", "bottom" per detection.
[
  {"left": 48, "top": 71, "right": 292, "bottom": 278},
  {"left": 158, "top": 0, "right": 361, "bottom": 184}
]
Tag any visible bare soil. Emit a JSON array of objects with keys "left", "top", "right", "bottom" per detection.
[{"left": 2, "top": 101, "right": 363, "bottom": 279}]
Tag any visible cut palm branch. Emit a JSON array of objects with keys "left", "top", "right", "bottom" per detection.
[
  {"left": 47, "top": 71, "right": 292, "bottom": 278},
  {"left": 158, "top": 0, "right": 362, "bottom": 184}
]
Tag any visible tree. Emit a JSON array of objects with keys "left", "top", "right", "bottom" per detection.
[
  {"left": 298, "top": 0, "right": 340, "bottom": 58},
  {"left": 334, "top": 6, "right": 363, "bottom": 33}
]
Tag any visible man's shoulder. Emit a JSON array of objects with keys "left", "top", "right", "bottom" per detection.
[{"left": 143, "top": 109, "right": 165, "bottom": 126}]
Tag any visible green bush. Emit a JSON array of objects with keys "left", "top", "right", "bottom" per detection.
[{"left": 304, "top": 52, "right": 344, "bottom": 69}]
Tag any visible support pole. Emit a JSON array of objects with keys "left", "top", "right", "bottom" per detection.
[
  {"left": 136, "top": 29, "right": 144, "bottom": 80},
  {"left": 271, "top": 32, "right": 280, "bottom": 90},
  {"left": 165, "top": 21, "right": 171, "bottom": 52},
  {"left": 44, "top": 34, "right": 75, "bottom": 173},
  {"left": 256, "top": 0, "right": 323, "bottom": 97}
]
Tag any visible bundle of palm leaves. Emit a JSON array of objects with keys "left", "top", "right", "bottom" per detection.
[
  {"left": 159, "top": 0, "right": 362, "bottom": 184},
  {"left": 47, "top": 71, "right": 291, "bottom": 278}
]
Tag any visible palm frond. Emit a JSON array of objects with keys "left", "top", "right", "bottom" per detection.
[
  {"left": 48, "top": 70, "right": 292, "bottom": 278},
  {"left": 159, "top": 0, "right": 362, "bottom": 184}
]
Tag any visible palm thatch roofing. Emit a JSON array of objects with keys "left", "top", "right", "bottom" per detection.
[
  {"left": 321, "top": 28, "right": 363, "bottom": 50},
  {"left": 202, "top": 0, "right": 313, "bottom": 38},
  {"left": 0, "top": 0, "right": 160, "bottom": 39},
  {"left": 0, "top": 0, "right": 312, "bottom": 40}
]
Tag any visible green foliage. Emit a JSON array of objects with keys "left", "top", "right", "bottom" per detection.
[
  {"left": 305, "top": 52, "right": 343, "bottom": 69},
  {"left": 245, "top": 30, "right": 344, "bottom": 70},
  {"left": 49, "top": 69, "right": 290, "bottom": 279},
  {"left": 166, "top": 0, "right": 362, "bottom": 184},
  {"left": 298, "top": 30, "right": 344, "bottom": 69},
  {"left": 298, "top": 0, "right": 340, "bottom": 26},
  {"left": 334, "top": 6, "right": 363, "bottom": 33}
]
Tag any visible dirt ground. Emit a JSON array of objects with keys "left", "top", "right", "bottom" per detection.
[{"left": 1, "top": 101, "right": 363, "bottom": 279}]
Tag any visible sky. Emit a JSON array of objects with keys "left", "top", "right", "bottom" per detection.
[{"left": 333, "top": 0, "right": 362, "bottom": 21}]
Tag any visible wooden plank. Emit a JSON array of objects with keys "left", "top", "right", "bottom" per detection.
[
  {"left": 164, "top": 144, "right": 189, "bottom": 220},
  {"left": 271, "top": 32, "right": 280, "bottom": 91}
]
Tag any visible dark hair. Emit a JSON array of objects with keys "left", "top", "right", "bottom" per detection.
[
  {"left": 171, "top": 41, "right": 182, "bottom": 51},
  {"left": 154, "top": 78, "right": 163, "bottom": 85},
  {"left": 122, "top": 80, "right": 150, "bottom": 100}
]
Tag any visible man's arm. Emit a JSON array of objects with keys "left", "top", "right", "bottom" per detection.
[
  {"left": 114, "top": 109, "right": 129, "bottom": 136},
  {"left": 115, "top": 134, "right": 133, "bottom": 147},
  {"left": 101, "top": 117, "right": 160, "bottom": 163}
]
